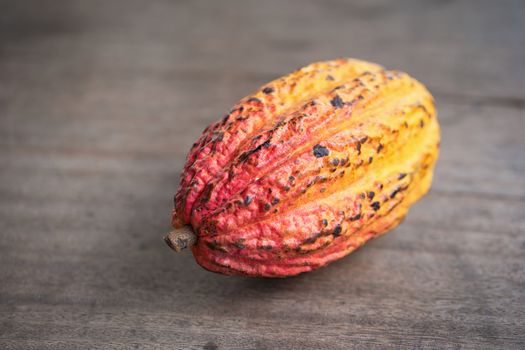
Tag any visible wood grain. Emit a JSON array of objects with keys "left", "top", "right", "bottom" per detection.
[{"left": 1, "top": 0, "right": 524, "bottom": 349}]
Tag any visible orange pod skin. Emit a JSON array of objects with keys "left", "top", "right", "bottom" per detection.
[{"left": 167, "top": 58, "right": 440, "bottom": 277}]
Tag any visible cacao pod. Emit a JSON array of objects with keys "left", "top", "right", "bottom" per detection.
[{"left": 165, "top": 58, "right": 440, "bottom": 277}]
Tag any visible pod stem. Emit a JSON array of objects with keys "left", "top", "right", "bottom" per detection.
[{"left": 164, "top": 226, "right": 197, "bottom": 252}]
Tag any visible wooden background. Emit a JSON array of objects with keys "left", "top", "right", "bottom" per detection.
[{"left": 1, "top": 0, "right": 524, "bottom": 348}]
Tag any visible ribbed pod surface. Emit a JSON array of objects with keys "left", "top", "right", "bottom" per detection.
[{"left": 170, "top": 58, "right": 440, "bottom": 277}]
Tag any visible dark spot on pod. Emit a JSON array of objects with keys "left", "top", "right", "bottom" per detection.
[
  {"left": 390, "top": 187, "right": 401, "bottom": 199},
  {"left": 322, "top": 219, "right": 328, "bottom": 227},
  {"left": 359, "top": 136, "right": 368, "bottom": 143},
  {"left": 304, "top": 232, "right": 322, "bottom": 244},
  {"left": 261, "top": 245, "right": 273, "bottom": 250},
  {"left": 378, "top": 183, "right": 384, "bottom": 190},
  {"left": 326, "top": 74, "right": 335, "bottom": 81},
  {"left": 360, "top": 193, "right": 366, "bottom": 199},
  {"left": 247, "top": 97, "right": 262, "bottom": 104},
  {"left": 239, "top": 140, "right": 271, "bottom": 162},
  {"left": 398, "top": 173, "right": 407, "bottom": 180},
  {"left": 263, "top": 203, "right": 271, "bottom": 211},
  {"left": 420, "top": 119, "right": 425, "bottom": 128},
  {"left": 316, "top": 175, "right": 327, "bottom": 183},
  {"left": 244, "top": 196, "right": 253, "bottom": 205},
  {"left": 212, "top": 131, "right": 224, "bottom": 142},
  {"left": 371, "top": 201, "right": 381, "bottom": 211},
  {"left": 333, "top": 225, "right": 342, "bottom": 237},
  {"left": 367, "top": 191, "right": 375, "bottom": 199},
  {"left": 403, "top": 121, "right": 409, "bottom": 128},
  {"left": 284, "top": 186, "right": 291, "bottom": 192},
  {"left": 330, "top": 95, "right": 345, "bottom": 108},
  {"left": 303, "top": 238, "right": 316, "bottom": 245},
  {"left": 339, "top": 170, "right": 345, "bottom": 177},
  {"left": 238, "top": 151, "right": 250, "bottom": 163},
  {"left": 377, "top": 143, "right": 384, "bottom": 153},
  {"left": 205, "top": 241, "right": 218, "bottom": 250},
  {"left": 313, "top": 144, "right": 330, "bottom": 158},
  {"left": 320, "top": 188, "right": 326, "bottom": 193},
  {"left": 289, "top": 175, "right": 295, "bottom": 182},
  {"left": 306, "top": 181, "right": 313, "bottom": 188},
  {"left": 356, "top": 142, "right": 361, "bottom": 155},
  {"left": 200, "top": 183, "right": 214, "bottom": 203},
  {"left": 271, "top": 197, "right": 280, "bottom": 205},
  {"left": 231, "top": 106, "right": 244, "bottom": 114},
  {"left": 340, "top": 157, "right": 348, "bottom": 165},
  {"left": 273, "top": 209, "right": 278, "bottom": 213},
  {"left": 368, "top": 156, "right": 373, "bottom": 164},
  {"left": 331, "top": 158, "right": 340, "bottom": 166},
  {"left": 262, "top": 86, "right": 274, "bottom": 94},
  {"left": 349, "top": 213, "right": 361, "bottom": 221},
  {"left": 234, "top": 242, "right": 246, "bottom": 249},
  {"left": 330, "top": 168, "right": 337, "bottom": 173}
]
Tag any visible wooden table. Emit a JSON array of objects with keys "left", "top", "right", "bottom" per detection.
[{"left": 1, "top": 1, "right": 524, "bottom": 348}]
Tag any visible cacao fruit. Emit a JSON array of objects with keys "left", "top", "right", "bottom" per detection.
[{"left": 165, "top": 58, "right": 440, "bottom": 277}]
